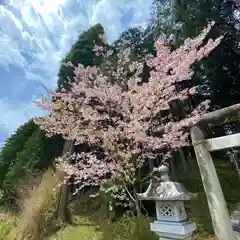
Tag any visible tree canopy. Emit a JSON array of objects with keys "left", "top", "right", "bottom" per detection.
[
  {"left": 1, "top": 128, "right": 64, "bottom": 202},
  {"left": 152, "top": 0, "right": 240, "bottom": 110},
  {"left": 35, "top": 23, "right": 221, "bottom": 214},
  {"left": 57, "top": 23, "right": 106, "bottom": 90},
  {"left": 0, "top": 119, "right": 38, "bottom": 187}
]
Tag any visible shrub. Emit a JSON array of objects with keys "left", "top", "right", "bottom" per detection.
[{"left": 100, "top": 215, "right": 158, "bottom": 240}]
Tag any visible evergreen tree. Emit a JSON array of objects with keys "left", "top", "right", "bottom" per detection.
[
  {"left": 57, "top": 23, "right": 106, "bottom": 90},
  {"left": 148, "top": 0, "right": 183, "bottom": 45},
  {"left": 150, "top": 0, "right": 240, "bottom": 138},
  {"left": 177, "top": 0, "right": 240, "bottom": 136},
  {"left": 113, "top": 26, "right": 155, "bottom": 57},
  {"left": 1, "top": 129, "right": 64, "bottom": 202},
  {"left": 152, "top": 0, "right": 240, "bottom": 110},
  {"left": 0, "top": 119, "right": 38, "bottom": 187}
]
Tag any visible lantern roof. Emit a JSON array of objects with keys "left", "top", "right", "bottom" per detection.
[{"left": 137, "top": 163, "right": 197, "bottom": 201}]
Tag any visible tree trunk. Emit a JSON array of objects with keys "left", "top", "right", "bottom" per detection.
[
  {"left": 169, "top": 156, "right": 176, "bottom": 180},
  {"left": 179, "top": 148, "right": 188, "bottom": 172},
  {"left": 58, "top": 181, "right": 70, "bottom": 222},
  {"left": 57, "top": 140, "right": 74, "bottom": 223},
  {"left": 133, "top": 186, "right": 141, "bottom": 216},
  {"left": 228, "top": 150, "right": 240, "bottom": 180}
]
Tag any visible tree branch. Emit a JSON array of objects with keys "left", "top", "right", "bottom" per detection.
[
  {"left": 123, "top": 183, "right": 136, "bottom": 203},
  {"left": 152, "top": 103, "right": 240, "bottom": 136}
]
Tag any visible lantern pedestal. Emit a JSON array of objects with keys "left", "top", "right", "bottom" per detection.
[{"left": 150, "top": 220, "right": 196, "bottom": 240}]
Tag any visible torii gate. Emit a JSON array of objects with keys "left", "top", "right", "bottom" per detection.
[{"left": 190, "top": 103, "right": 240, "bottom": 240}]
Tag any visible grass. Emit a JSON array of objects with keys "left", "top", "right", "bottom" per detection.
[
  {"left": 0, "top": 206, "right": 17, "bottom": 240},
  {"left": 49, "top": 216, "right": 215, "bottom": 240},
  {"left": 0, "top": 214, "right": 215, "bottom": 240},
  {"left": 0, "top": 214, "right": 102, "bottom": 240},
  {"left": 0, "top": 220, "right": 14, "bottom": 240},
  {"left": 51, "top": 225, "right": 101, "bottom": 240},
  {"left": 0, "top": 158, "right": 238, "bottom": 240},
  {"left": 50, "top": 216, "right": 102, "bottom": 240},
  {"left": 6, "top": 169, "right": 62, "bottom": 240},
  {"left": 49, "top": 189, "right": 103, "bottom": 240}
]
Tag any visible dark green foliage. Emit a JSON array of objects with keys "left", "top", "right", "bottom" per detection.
[
  {"left": 155, "top": 0, "right": 240, "bottom": 109},
  {"left": 57, "top": 23, "right": 106, "bottom": 90},
  {"left": 176, "top": 158, "right": 240, "bottom": 233},
  {"left": 148, "top": 0, "right": 183, "bottom": 44},
  {"left": 178, "top": 0, "right": 240, "bottom": 107},
  {"left": 107, "top": 26, "right": 154, "bottom": 87},
  {"left": 150, "top": 0, "right": 240, "bottom": 138},
  {"left": 0, "top": 119, "right": 38, "bottom": 186},
  {"left": 113, "top": 26, "right": 155, "bottom": 57},
  {"left": 1, "top": 128, "right": 64, "bottom": 203},
  {"left": 100, "top": 215, "right": 158, "bottom": 240}
]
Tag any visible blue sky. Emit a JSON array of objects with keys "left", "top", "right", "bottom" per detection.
[{"left": 0, "top": 0, "right": 153, "bottom": 148}]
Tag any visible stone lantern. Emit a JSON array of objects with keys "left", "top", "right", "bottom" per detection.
[{"left": 137, "top": 163, "right": 197, "bottom": 240}]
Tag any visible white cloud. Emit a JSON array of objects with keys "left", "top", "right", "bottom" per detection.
[
  {"left": 0, "top": 98, "right": 46, "bottom": 136},
  {"left": 0, "top": 0, "right": 153, "bottom": 141}
]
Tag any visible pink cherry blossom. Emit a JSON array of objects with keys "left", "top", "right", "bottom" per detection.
[{"left": 34, "top": 22, "right": 222, "bottom": 196}]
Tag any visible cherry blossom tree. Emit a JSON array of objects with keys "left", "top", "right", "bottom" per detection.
[{"left": 34, "top": 22, "right": 222, "bottom": 213}]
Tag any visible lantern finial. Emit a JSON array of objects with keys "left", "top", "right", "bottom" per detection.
[{"left": 158, "top": 162, "right": 170, "bottom": 181}]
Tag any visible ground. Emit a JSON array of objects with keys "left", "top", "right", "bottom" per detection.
[{"left": 0, "top": 158, "right": 239, "bottom": 239}]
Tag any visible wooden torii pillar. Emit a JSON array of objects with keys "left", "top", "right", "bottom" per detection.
[{"left": 189, "top": 103, "right": 240, "bottom": 240}]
